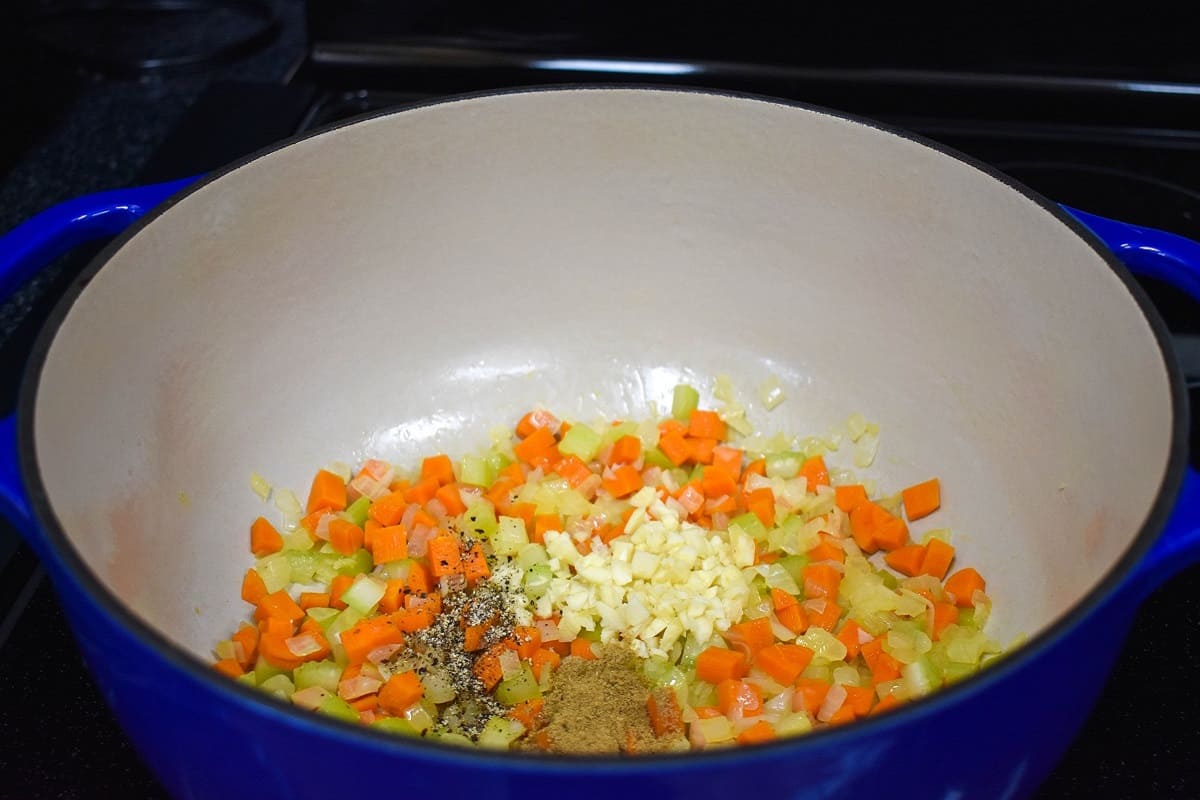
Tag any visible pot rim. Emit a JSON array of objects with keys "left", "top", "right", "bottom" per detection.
[{"left": 16, "top": 84, "right": 1189, "bottom": 770}]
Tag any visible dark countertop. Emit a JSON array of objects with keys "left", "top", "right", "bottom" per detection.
[{"left": 1, "top": 7, "right": 1200, "bottom": 798}]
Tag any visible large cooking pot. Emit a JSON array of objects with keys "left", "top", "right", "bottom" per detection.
[{"left": 2, "top": 87, "right": 1200, "bottom": 799}]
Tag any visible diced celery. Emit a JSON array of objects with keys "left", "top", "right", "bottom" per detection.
[
  {"left": 516, "top": 542, "right": 549, "bottom": 568},
  {"left": 766, "top": 452, "right": 803, "bottom": 479},
  {"left": 524, "top": 563, "right": 552, "bottom": 599},
  {"left": 643, "top": 447, "right": 674, "bottom": 469},
  {"left": 477, "top": 716, "right": 525, "bottom": 749},
  {"left": 689, "top": 463, "right": 705, "bottom": 483},
  {"left": 342, "top": 496, "right": 371, "bottom": 527},
  {"left": 688, "top": 680, "right": 718, "bottom": 709},
  {"left": 317, "top": 695, "right": 359, "bottom": 722},
  {"left": 254, "top": 554, "right": 292, "bottom": 593},
  {"left": 460, "top": 455, "right": 493, "bottom": 489},
  {"left": 236, "top": 673, "right": 257, "bottom": 688},
  {"left": 797, "top": 628, "right": 848, "bottom": 662},
  {"left": 775, "top": 712, "right": 813, "bottom": 737},
  {"left": 250, "top": 472, "right": 272, "bottom": 500},
  {"left": 800, "top": 662, "right": 832, "bottom": 682},
  {"left": 958, "top": 607, "right": 977, "bottom": 628},
  {"left": 879, "top": 570, "right": 900, "bottom": 591},
  {"left": 281, "top": 527, "right": 315, "bottom": 552},
  {"left": 558, "top": 423, "right": 602, "bottom": 463},
  {"left": 306, "top": 606, "right": 339, "bottom": 629},
  {"left": 577, "top": 627, "right": 601, "bottom": 643},
  {"left": 284, "top": 550, "right": 322, "bottom": 584},
  {"left": 729, "top": 512, "right": 768, "bottom": 542},
  {"left": 327, "top": 607, "right": 365, "bottom": 642},
  {"left": 372, "top": 717, "right": 419, "bottom": 736},
  {"left": 294, "top": 660, "right": 342, "bottom": 693},
  {"left": 495, "top": 664, "right": 541, "bottom": 705},
  {"left": 342, "top": 574, "right": 386, "bottom": 615},
  {"left": 693, "top": 716, "right": 734, "bottom": 744},
  {"left": 485, "top": 450, "right": 513, "bottom": 476},
  {"left": 259, "top": 674, "right": 295, "bottom": 700},
  {"left": 214, "top": 639, "right": 237, "bottom": 661},
  {"left": 253, "top": 656, "right": 287, "bottom": 684},
  {"left": 406, "top": 701, "right": 437, "bottom": 734},
  {"left": 492, "top": 515, "right": 529, "bottom": 557},
  {"left": 757, "top": 375, "right": 786, "bottom": 410},
  {"left": 901, "top": 655, "right": 942, "bottom": 698},
  {"left": 421, "top": 667, "right": 459, "bottom": 703},
  {"left": 431, "top": 731, "right": 475, "bottom": 747},
  {"left": 778, "top": 554, "right": 809, "bottom": 587},
  {"left": 463, "top": 503, "right": 498, "bottom": 539},
  {"left": 601, "top": 421, "right": 638, "bottom": 447},
  {"left": 333, "top": 549, "right": 373, "bottom": 577},
  {"left": 671, "top": 384, "right": 700, "bottom": 422},
  {"left": 942, "top": 661, "right": 976, "bottom": 684},
  {"left": 643, "top": 658, "right": 686, "bottom": 690},
  {"left": 375, "top": 558, "right": 414, "bottom": 582}
]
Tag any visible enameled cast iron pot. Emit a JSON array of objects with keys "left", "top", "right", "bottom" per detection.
[{"left": 2, "top": 88, "right": 1200, "bottom": 799}]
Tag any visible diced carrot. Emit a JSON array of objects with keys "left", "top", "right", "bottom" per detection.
[
  {"left": 532, "top": 513, "right": 562, "bottom": 545},
  {"left": 394, "top": 604, "right": 435, "bottom": 634},
  {"left": 701, "top": 465, "right": 738, "bottom": 499},
  {"left": 692, "top": 706, "right": 723, "bottom": 720},
  {"left": 462, "top": 543, "right": 490, "bottom": 587},
  {"left": 944, "top": 568, "right": 986, "bottom": 607},
  {"left": 411, "top": 508, "right": 437, "bottom": 529},
  {"left": 802, "top": 564, "right": 841, "bottom": 600},
  {"left": 849, "top": 502, "right": 879, "bottom": 553},
  {"left": 299, "top": 509, "right": 326, "bottom": 536},
  {"left": 807, "top": 532, "right": 845, "bottom": 564},
  {"left": 901, "top": 478, "right": 940, "bottom": 521},
  {"left": 257, "top": 632, "right": 303, "bottom": 670},
  {"left": 259, "top": 617, "right": 294, "bottom": 637},
  {"left": 516, "top": 409, "right": 559, "bottom": 439},
  {"left": 369, "top": 491, "right": 407, "bottom": 526},
  {"left": 687, "top": 437, "right": 717, "bottom": 465},
  {"left": 403, "top": 477, "right": 439, "bottom": 505},
  {"left": 793, "top": 678, "right": 832, "bottom": 716},
  {"left": 405, "top": 591, "right": 442, "bottom": 617},
  {"left": 531, "top": 647, "right": 561, "bottom": 681},
  {"left": 463, "top": 619, "right": 491, "bottom": 652},
  {"left": 329, "top": 574, "right": 354, "bottom": 610},
  {"left": 371, "top": 525, "right": 408, "bottom": 565},
  {"left": 873, "top": 511, "right": 909, "bottom": 551},
  {"left": 724, "top": 617, "right": 775, "bottom": 656},
  {"left": 405, "top": 561, "right": 432, "bottom": 595},
  {"left": 349, "top": 694, "right": 380, "bottom": 713},
  {"left": 306, "top": 469, "right": 347, "bottom": 515},
  {"left": 299, "top": 592, "right": 331, "bottom": 610},
  {"left": 553, "top": 456, "right": 592, "bottom": 489},
  {"left": 512, "top": 626, "right": 542, "bottom": 660},
  {"left": 570, "top": 639, "right": 597, "bottom": 660},
  {"left": 842, "top": 685, "right": 875, "bottom": 717},
  {"left": 241, "top": 568, "right": 268, "bottom": 605},
  {"left": 744, "top": 487, "right": 776, "bottom": 528},
  {"left": 608, "top": 435, "right": 642, "bottom": 465},
  {"left": 527, "top": 445, "right": 562, "bottom": 473},
  {"left": 657, "top": 431, "right": 691, "bottom": 466},
  {"left": 427, "top": 534, "right": 463, "bottom": 578},
  {"left": 754, "top": 643, "right": 815, "bottom": 685},
  {"left": 509, "top": 697, "right": 545, "bottom": 730},
  {"left": 231, "top": 624, "right": 259, "bottom": 668},
  {"left": 695, "top": 646, "right": 748, "bottom": 684},
  {"left": 363, "top": 519, "right": 382, "bottom": 552},
  {"left": 602, "top": 464, "right": 644, "bottom": 498},
  {"left": 736, "top": 720, "right": 776, "bottom": 745},
  {"left": 509, "top": 502, "right": 537, "bottom": 532},
  {"left": 341, "top": 615, "right": 406, "bottom": 665},
  {"left": 932, "top": 602, "right": 960, "bottom": 640},
  {"left": 514, "top": 427, "right": 557, "bottom": 465},
  {"left": 805, "top": 599, "right": 842, "bottom": 631},
  {"left": 711, "top": 445, "right": 744, "bottom": 482},
  {"left": 328, "top": 518, "right": 364, "bottom": 556},
  {"left": 419, "top": 454, "right": 454, "bottom": 486},
  {"left": 884, "top": 543, "right": 927, "bottom": 577},
  {"left": 770, "top": 587, "right": 798, "bottom": 611},
  {"left": 850, "top": 501, "right": 909, "bottom": 552},
  {"left": 498, "top": 462, "right": 526, "bottom": 488},
  {"left": 658, "top": 419, "right": 688, "bottom": 437},
  {"left": 826, "top": 705, "right": 857, "bottom": 725},
  {"left": 834, "top": 484, "right": 868, "bottom": 513},
  {"left": 743, "top": 459, "right": 767, "bottom": 479},
  {"left": 378, "top": 670, "right": 424, "bottom": 715},
  {"left": 214, "top": 658, "right": 244, "bottom": 678},
  {"left": 716, "top": 679, "right": 762, "bottom": 718},
  {"left": 775, "top": 603, "right": 809, "bottom": 635},
  {"left": 870, "top": 694, "right": 902, "bottom": 716},
  {"left": 435, "top": 483, "right": 467, "bottom": 516},
  {"left": 249, "top": 517, "right": 283, "bottom": 557},
  {"left": 799, "top": 455, "right": 830, "bottom": 492},
  {"left": 646, "top": 690, "right": 684, "bottom": 737},
  {"left": 378, "top": 579, "right": 405, "bottom": 613},
  {"left": 835, "top": 620, "right": 865, "bottom": 660},
  {"left": 919, "top": 537, "right": 956, "bottom": 580},
  {"left": 688, "top": 409, "right": 727, "bottom": 440},
  {"left": 860, "top": 639, "right": 902, "bottom": 683},
  {"left": 387, "top": 479, "right": 411, "bottom": 494},
  {"left": 473, "top": 644, "right": 509, "bottom": 689},
  {"left": 257, "top": 590, "right": 304, "bottom": 623}
]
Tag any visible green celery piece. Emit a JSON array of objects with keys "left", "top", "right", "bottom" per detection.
[
  {"left": 372, "top": 717, "right": 419, "bottom": 736},
  {"left": 730, "top": 512, "right": 768, "bottom": 542},
  {"left": 766, "top": 452, "right": 804, "bottom": 479},
  {"left": 672, "top": 384, "right": 700, "bottom": 422},
  {"left": 958, "top": 607, "right": 977, "bottom": 628},
  {"left": 643, "top": 447, "right": 674, "bottom": 469},
  {"left": 333, "top": 549, "right": 373, "bottom": 576},
  {"left": 284, "top": 550, "right": 321, "bottom": 584},
  {"left": 601, "top": 421, "right": 639, "bottom": 447},
  {"left": 431, "top": 731, "right": 474, "bottom": 747},
  {"left": 577, "top": 627, "right": 602, "bottom": 643},
  {"left": 317, "top": 695, "right": 359, "bottom": 723},
  {"left": 460, "top": 455, "right": 493, "bottom": 488},
  {"left": 880, "top": 570, "right": 900, "bottom": 591},
  {"left": 494, "top": 664, "right": 541, "bottom": 705},
  {"left": 464, "top": 503, "right": 499, "bottom": 539},
  {"left": 558, "top": 424, "right": 602, "bottom": 462},
  {"left": 258, "top": 674, "right": 295, "bottom": 700},
  {"left": 236, "top": 673, "right": 257, "bottom": 688},
  {"left": 688, "top": 679, "right": 718, "bottom": 709},
  {"left": 477, "top": 717, "right": 524, "bottom": 749},
  {"left": 485, "top": 451, "right": 512, "bottom": 475},
  {"left": 523, "top": 563, "right": 552, "bottom": 599},
  {"left": 294, "top": 660, "right": 342, "bottom": 693},
  {"left": 342, "top": 496, "right": 371, "bottom": 527},
  {"left": 778, "top": 554, "right": 809, "bottom": 586},
  {"left": 253, "top": 656, "right": 287, "bottom": 684}
]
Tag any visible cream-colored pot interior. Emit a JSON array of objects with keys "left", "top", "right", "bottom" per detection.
[{"left": 31, "top": 88, "right": 1172, "bottom": 661}]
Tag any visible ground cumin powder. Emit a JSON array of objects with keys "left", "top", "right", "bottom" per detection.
[{"left": 530, "top": 644, "right": 687, "bottom": 754}]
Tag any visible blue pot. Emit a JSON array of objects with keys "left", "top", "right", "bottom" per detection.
[{"left": 2, "top": 88, "right": 1199, "bottom": 799}]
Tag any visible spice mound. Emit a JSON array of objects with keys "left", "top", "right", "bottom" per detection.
[{"left": 526, "top": 644, "right": 687, "bottom": 754}]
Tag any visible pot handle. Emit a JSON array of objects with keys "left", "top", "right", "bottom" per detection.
[
  {"left": 0, "top": 177, "right": 198, "bottom": 542},
  {"left": 1064, "top": 205, "right": 1200, "bottom": 591}
]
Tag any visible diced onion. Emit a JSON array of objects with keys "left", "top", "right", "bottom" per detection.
[
  {"left": 249, "top": 472, "right": 271, "bottom": 500},
  {"left": 291, "top": 686, "right": 331, "bottom": 710},
  {"left": 338, "top": 675, "right": 383, "bottom": 700},
  {"left": 498, "top": 648, "right": 522, "bottom": 680},
  {"left": 817, "top": 684, "right": 848, "bottom": 722},
  {"left": 367, "top": 643, "right": 403, "bottom": 666},
  {"left": 314, "top": 513, "right": 334, "bottom": 541},
  {"left": 534, "top": 618, "right": 560, "bottom": 642},
  {"left": 285, "top": 634, "right": 323, "bottom": 658}
]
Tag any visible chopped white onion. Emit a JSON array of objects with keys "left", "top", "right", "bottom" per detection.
[
  {"left": 314, "top": 513, "right": 334, "bottom": 541},
  {"left": 498, "top": 648, "right": 522, "bottom": 680},
  {"left": 367, "top": 643, "right": 403, "bottom": 666},
  {"left": 534, "top": 618, "right": 560, "bottom": 642},
  {"left": 285, "top": 634, "right": 323, "bottom": 658},
  {"left": 744, "top": 473, "right": 774, "bottom": 494},
  {"left": 291, "top": 686, "right": 331, "bottom": 710},
  {"left": 817, "top": 684, "right": 848, "bottom": 722},
  {"left": 338, "top": 675, "right": 383, "bottom": 700},
  {"left": 764, "top": 687, "right": 794, "bottom": 716}
]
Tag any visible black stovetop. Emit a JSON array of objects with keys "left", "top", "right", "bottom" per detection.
[{"left": 3, "top": 48, "right": 1200, "bottom": 797}]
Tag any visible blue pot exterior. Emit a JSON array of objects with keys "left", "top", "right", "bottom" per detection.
[{"left": 48, "top": 541, "right": 1134, "bottom": 800}]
